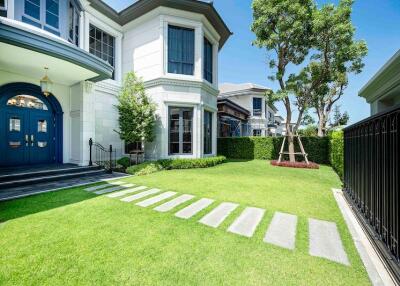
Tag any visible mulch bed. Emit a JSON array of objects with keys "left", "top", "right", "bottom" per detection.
[{"left": 270, "top": 160, "right": 320, "bottom": 169}]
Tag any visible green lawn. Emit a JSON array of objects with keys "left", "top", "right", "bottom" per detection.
[{"left": 0, "top": 160, "right": 370, "bottom": 285}]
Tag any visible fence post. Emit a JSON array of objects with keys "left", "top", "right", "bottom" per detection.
[
  {"left": 108, "top": 144, "right": 113, "bottom": 174},
  {"left": 89, "top": 138, "right": 93, "bottom": 166}
]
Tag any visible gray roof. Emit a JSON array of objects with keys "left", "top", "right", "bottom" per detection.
[{"left": 87, "top": 0, "right": 232, "bottom": 49}]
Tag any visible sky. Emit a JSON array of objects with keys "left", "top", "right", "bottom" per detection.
[{"left": 104, "top": 0, "right": 400, "bottom": 124}]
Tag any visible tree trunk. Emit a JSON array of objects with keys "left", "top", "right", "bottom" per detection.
[
  {"left": 317, "top": 110, "right": 326, "bottom": 137},
  {"left": 284, "top": 98, "right": 296, "bottom": 162}
]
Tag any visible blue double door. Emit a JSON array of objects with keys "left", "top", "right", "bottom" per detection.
[{"left": 2, "top": 107, "right": 55, "bottom": 166}]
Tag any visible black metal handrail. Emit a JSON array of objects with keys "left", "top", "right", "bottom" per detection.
[
  {"left": 89, "top": 138, "right": 116, "bottom": 173},
  {"left": 344, "top": 107, "right": 400, "bottom": 281}
]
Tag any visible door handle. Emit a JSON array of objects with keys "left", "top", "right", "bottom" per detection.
[
  {"left": 30, "top": 134, "right": 34, "bottom": 146},
  {"left": 25, "top": 134, "right": 29, "bottom": 146}
]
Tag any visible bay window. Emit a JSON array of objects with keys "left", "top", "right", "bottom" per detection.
[
  {"left": 169, "top": 107, "right": 193, "bottom": 155},
  {"left": 203, "top": 37, "right": 213, "bottom": 83},
  {"left": 204, "top": 111, "right": 212, "bottom": 154},
  {"left": 168, "top": 25, "right": 195, "bottom": 76}
]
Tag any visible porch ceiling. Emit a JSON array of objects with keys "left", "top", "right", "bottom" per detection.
[{"left": 0, "top": 18, "right": 113, "bottom": 86}]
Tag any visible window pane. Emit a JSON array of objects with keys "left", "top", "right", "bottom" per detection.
[
  {"left": 203, "top": 37, "right": 213, "bottom": 83},
  {"left": 25, "top": 0, "right": 40, "bottom": 20},
  {"left": 7, "top": 95, "right": 48, "bottom": 110},
  {"left": 45, "top": 0, "right": 59, "bottom": 28},
  {"left": 10, "top": 117, "right": 21, "bottom": 132},
  {"left": 46, "top": 12, "right": 59, "bottom": 28},
  {"left": 168, "top": 25, "right": 194, "bottom": 75},
  {"left": 38, "top": 141, "right": 47, "bottom": 148},
  {"left": 89, "top": 24, "right": 115, "bottom": 70},
  {"left": 204, "top": 111, "right": 212, "bottom": 154},
  {"left": 253, "top": 98, "right": 262, "bottom": 116},
  {"left": 169, "top": 107, "right": 193, "bottom": 154},
  {"left": 38, "top": 120, "right": 47, "bottom": 133},
  {"left": 0, "top": 0, "right": 5, "bottom": 8}
]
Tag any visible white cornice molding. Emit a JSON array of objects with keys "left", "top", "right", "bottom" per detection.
[
  {"left": 95, "top": 80, "right": 121, "bottom": 94},
  {"left": 144, "top": 77, "right": 219, "bottom": 96}
]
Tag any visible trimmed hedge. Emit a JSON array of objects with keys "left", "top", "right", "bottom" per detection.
[
  {"left": 117, "top": 157, "right": 131, "bottom": 169},
  {"left": 329, "top": 130, "right": 344, "bottom": 179},
  {"left": 217, "top": 137, "right": 329, "bottom": 164},
  {"left": 126, "top": 156, "right": 226, "bottom": 176}
]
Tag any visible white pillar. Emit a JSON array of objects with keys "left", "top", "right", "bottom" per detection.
[{"left": 194, "top": 25, "right": 203, "bottom": 80}]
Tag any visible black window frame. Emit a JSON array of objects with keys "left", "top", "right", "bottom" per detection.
[
  {"left": 167, "top": 25, "right": 195, "bottom": 76},
  {"left": 253, "top": 129, "right": 262, "bottom": 136},
  {"left": 253, "top": 97, "right": 262, "bottom": 116},
  {"left": 203, "top": 110, "right": 213, "bottom": 154},
  {"left": 125, "top": 141, "right": 143, "bottom": 154},
  {"left": 168, "top": 107, "right": 193, "bottom": 155},
  {"left": 203, "top": 37, "right": 213, "bottom": 83},
  {"left": 68, "top": 0, "right": 80, "bottom": 47},
  {"left": 89, "top": 24, "right": 115, "bottom": 78},
  {"left": 0, "top": 0, "right": 6, "bottom": 17}
]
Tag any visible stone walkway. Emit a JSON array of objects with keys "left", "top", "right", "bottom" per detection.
[{"left": 85, "top": 182, "right": 351, "bottom": 266}]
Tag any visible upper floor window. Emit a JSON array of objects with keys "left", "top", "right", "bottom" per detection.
[
  {"left": 203, "top": 37, "right": 213, "bottom": 83},
  {"left": 253, "top": 98, "right": 262, "bottom": 116},
  {"left": 168, "top": 25, "right": 194, "bottom": 76},
  {"left": 22, "top": 0, "right": 60, "bottom": 35},
  {"left": 89, "top": 24, "right": 115, "bottom": 76},
  {"left": 0, "top": 0, "right": 6, "bottom": 17},
  {"left": 68, "top": 1, "right": 80, "bottom": 46}
]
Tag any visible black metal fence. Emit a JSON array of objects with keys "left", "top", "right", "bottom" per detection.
[
  {"left": 89, "top": 138, "right": 116, "bottom": 173},
  {"left": 344, "top": 105, "right": 400, "bottom": 277}
]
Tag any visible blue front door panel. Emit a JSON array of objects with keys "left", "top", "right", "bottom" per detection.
[{"left": 1, "top": 107, "right": 55, "bottom": 166}]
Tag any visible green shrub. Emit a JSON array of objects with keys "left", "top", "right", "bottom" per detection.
[
  {"left": 162, "top": 156, "right": 226, "bottom": 170},
  {"left": 126, "top": 156, "right": 226, "bottom": 176},
  {"left": 117, "top": 157, "right": 131, "bottom": 169},
  {"left": 217, "top": 137, "right": 329, "bottom": 164},
  {"left": 329, "top": 130, "right": 344, "bottom": 179},
  {"left": 126, "top": 162, "right": 163, "bottom": 176}
]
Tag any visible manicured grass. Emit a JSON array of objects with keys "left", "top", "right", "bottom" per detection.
[{"left": 0, "top": 160, "right": 370, "bottom": 285}]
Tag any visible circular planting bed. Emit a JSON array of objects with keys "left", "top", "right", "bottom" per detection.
[{"left": 270, "top": 160, "right": 319, "bottom": 169}]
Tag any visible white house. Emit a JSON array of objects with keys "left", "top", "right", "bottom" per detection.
[
  {"left": 0, "top": 0, "right": 231, "bottom": 167},
  {"left": 218, "top": 83, "right": 279, "bottom": 136}
]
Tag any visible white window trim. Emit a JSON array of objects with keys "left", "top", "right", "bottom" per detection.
[{"left": 163, "top": 15, "right": 202, "bottom": 80}]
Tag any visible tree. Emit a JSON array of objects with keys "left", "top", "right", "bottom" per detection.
[
  {"left": 331, "top": 105, "right": 349, "bottom": 128},
  {"left": 252, "top": 0, "right": 315, "bottom": 162},
  {"left": 298, "top": 125, "right": 318, "bottom": 137},
  {"left": 115, "top": 72, "right": 157, "bottom": 146},
  {"left": 308, "top": 0, "right": 367, "bottom": 136},
  {"left": 301, "top": 110, "right": 316, "bottom": 126}
]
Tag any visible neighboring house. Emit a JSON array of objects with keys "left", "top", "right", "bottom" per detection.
[
  {"left": 0, "top": 0, "right": 231, "bottom": 167},
  {"left": 217, "top": 98, "right": 250, "bottom": 137},
  {"left": 218, "top": 83, "right": 279, "bottom": 137},
  {"left": 359, "top": 49, "right": 400, "bottom": 115},
  {"left": 270, "top": 114, "right": 284, "bottom": 136}
]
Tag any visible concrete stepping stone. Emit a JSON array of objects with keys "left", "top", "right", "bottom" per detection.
[
  {"left": 106, "top": 186, "right": 147, "bottom": 198},
  {"left": 154, "top": 194, "right": 195, "bottom": 212},
  {"left": 136, "top": 191, "right": 177, "bottom": 207},
  {"left": 84, "top": 181, "right": 124, "bottom": 192},
  {"left": 227, "top": 207, "right": 265, "bottom": 238},
  {"left": 309, "top": 218, "right": 350, "bottom": 265},
  {"left": 199, "top": 202, "right": 239, "bottom": 228},
  {"left": 263, "top": 212, "right": 297, "bottom": 250},
  {"left": 175, "top": 198, "right": 214, "bottom": 219},
  {"left": 121, "top": 189, "right": 161, "bottom": 202},
  {"left": 94, "top": 184, "right": 134, "bottom": 195}
]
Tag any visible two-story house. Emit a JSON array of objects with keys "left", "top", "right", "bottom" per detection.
[
  {"left": 0, "top": 0, "right": 231, "bottom": 167},
  {"left": 218, "top": 83, "right": 279, "bottom": 137}
]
